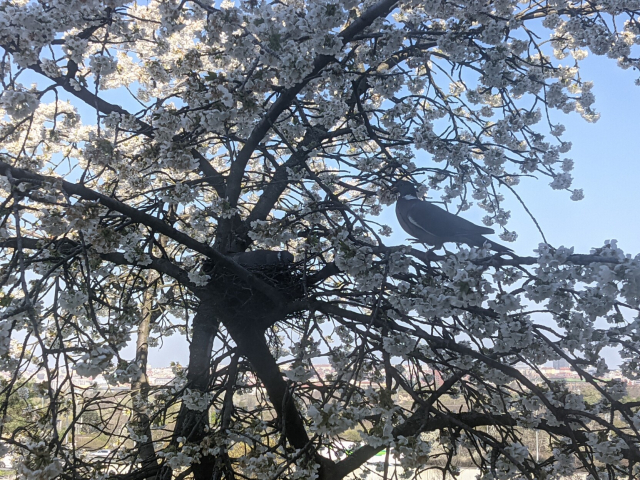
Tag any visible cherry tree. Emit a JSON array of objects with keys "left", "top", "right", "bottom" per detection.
[{"left": 1, "top": 0, "right": 640, "bottom": 479}]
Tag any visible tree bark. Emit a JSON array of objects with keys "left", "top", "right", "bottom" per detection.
[
  {"left": 130, "top": 273, "right": 159, "bottom": 476},
  {"left": 172, "top": 301, "right": 219, "bottom": 480}
]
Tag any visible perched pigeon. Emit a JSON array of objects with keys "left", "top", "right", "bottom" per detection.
[{"left": 393, "top": 180, "right": 512, "bottom": 253}]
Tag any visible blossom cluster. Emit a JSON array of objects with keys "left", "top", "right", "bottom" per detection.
[{"left": 1, "top": 0, "right": 640, "bottom": 478}]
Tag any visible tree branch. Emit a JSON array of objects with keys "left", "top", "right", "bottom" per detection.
[{"left": 0, "top": 160, "right": 286, "bottom": 304}]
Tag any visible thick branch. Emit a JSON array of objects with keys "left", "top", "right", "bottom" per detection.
[
  {"left": 131, "top": 274, "right": 160, "bottom": 474},
  {"left": 224, "top": 323, "right": 312, "bottom": 452},
  {"left": 0, "top": 161, "right": 286, "bottom": 304},
  {"left": 332, "top": 408, "right": 640, "bottom": 479},
  {"left": 223, "top": 0, "right": 400, "bottom": 209}
]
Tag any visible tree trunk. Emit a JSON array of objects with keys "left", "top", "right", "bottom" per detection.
[
  {"left": 172, "top": 300, "right": 219, "bottom": 480},
  {"left": 130, "top": 273, "right": 159, "bottom": 476}
]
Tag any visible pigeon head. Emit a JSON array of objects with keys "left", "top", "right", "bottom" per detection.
[{"left": 393, "top": 180, "right": 419, "bottom": 198}]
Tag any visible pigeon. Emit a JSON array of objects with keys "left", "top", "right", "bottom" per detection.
[{"left": 393, "top": 180, "right": 512, "bottom": 253}]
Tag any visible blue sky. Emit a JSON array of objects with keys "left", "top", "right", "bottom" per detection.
[{"left": 433, "top": 54, "right": 640, "bottom": 257}]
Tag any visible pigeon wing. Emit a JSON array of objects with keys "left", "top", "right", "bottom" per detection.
[{"left": 405, "top": 201, "right": 494, "bottom": 238}]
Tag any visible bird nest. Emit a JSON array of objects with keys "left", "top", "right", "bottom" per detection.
[{"left": 201, "top": 250, "right": 304, "bottom": 299}]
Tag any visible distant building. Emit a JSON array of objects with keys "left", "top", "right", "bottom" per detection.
[{"left": 553, "top": 359, "right": 570, "bottom": 369}]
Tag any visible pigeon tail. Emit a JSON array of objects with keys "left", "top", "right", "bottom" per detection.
[{"left": 470, "top": 235, "right": 513, "bottom": 253}]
